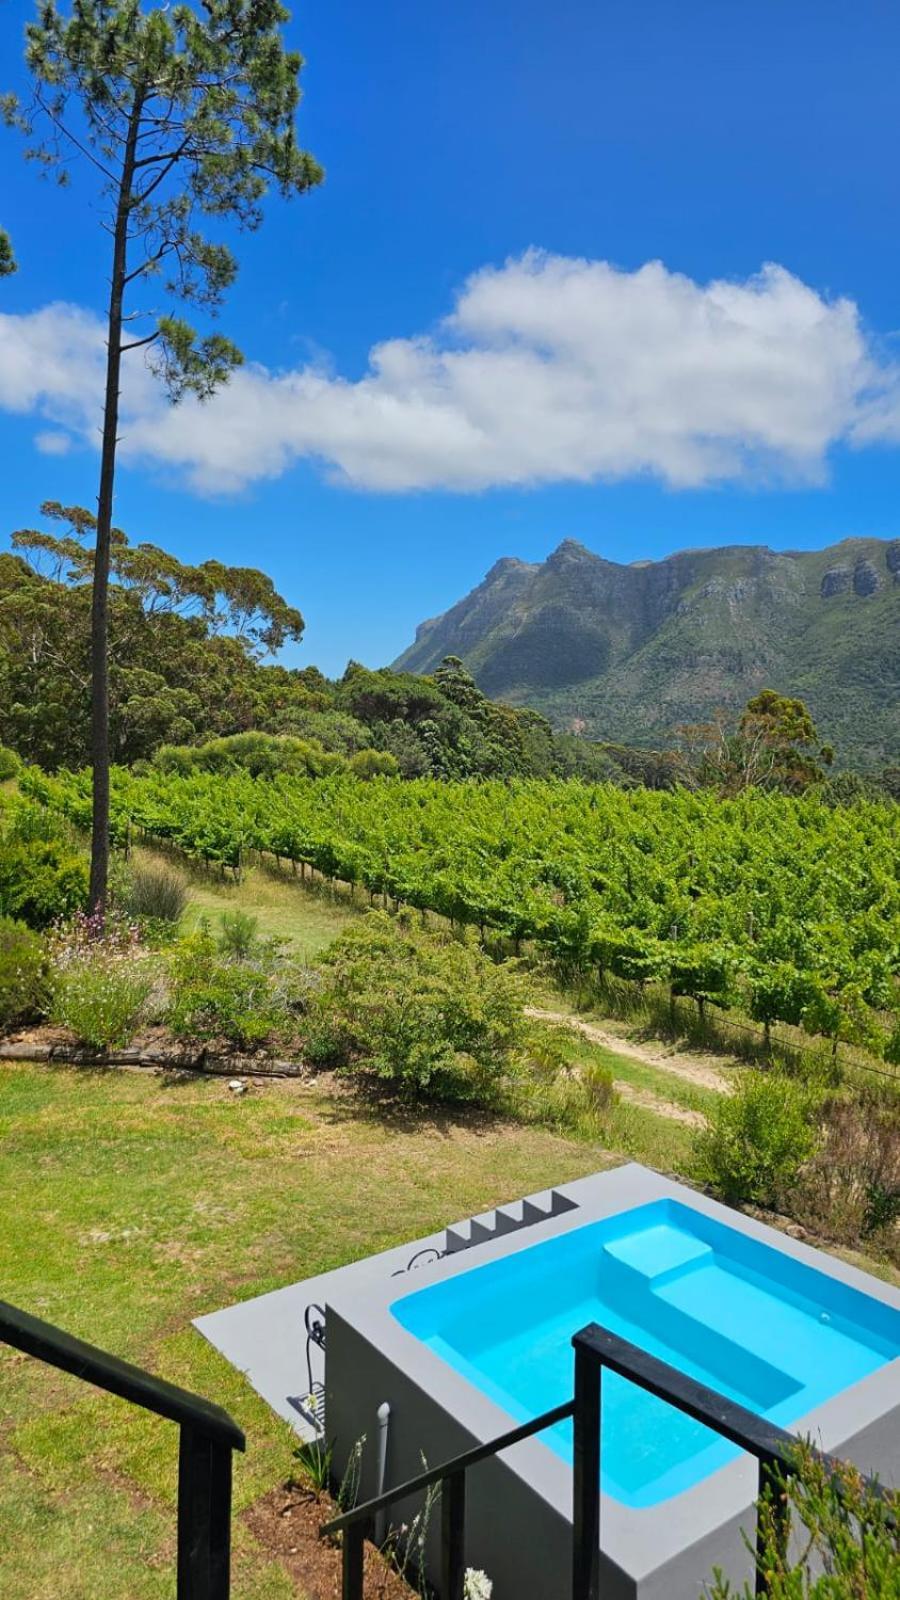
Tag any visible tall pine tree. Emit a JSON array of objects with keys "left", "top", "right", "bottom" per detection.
[{"left": 4, "top": 0, "right": 322, "bottom": 913}]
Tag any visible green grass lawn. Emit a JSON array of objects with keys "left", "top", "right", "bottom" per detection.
[
  {"left": 134, "top": 845, "right": 360, "bottom": 959},
  {"left": 0, "top": 1061, "right": 618, "bottom": 1599}
]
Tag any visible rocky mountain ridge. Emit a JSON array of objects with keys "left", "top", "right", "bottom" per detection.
[{"left": 394, "top": 537, "right": 899, "bottom": 768}]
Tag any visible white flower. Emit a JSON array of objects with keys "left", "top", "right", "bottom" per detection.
[{"left": 464, "top": 1570, "right": 493, "bottom": 1600}]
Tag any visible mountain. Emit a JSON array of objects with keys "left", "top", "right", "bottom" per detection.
[{"left": 393, "top": 538, "right": 900, "bottom": 769}]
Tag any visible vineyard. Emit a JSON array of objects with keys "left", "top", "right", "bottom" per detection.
[{"left": 21, "top": 767, "right": 900, "bottom": 1062}]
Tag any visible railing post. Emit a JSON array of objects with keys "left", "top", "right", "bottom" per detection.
[
  {"left": 341, "top": 1520, "right": 365, "bottom": 1600},
  {"left": 755, "top": 1452, "right": 791, "bottom": 1598},
  {"left": 441, "top": 1470, "right": 467, "bottom": 1600},
  {"left": 571, "top": 1340, "right": 601, "bottom": 1600},
  {"left": 177, "top": 1425, "right": 234, "bottom": 1600}
]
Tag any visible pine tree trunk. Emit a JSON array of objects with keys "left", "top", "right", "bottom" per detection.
[{"left": 88, "top": 96, "right": 142, "bottom": 920}]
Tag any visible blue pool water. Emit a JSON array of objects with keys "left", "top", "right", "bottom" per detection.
[{"left": 392, "top": 1200, "right": 900, "bottom": 1507}]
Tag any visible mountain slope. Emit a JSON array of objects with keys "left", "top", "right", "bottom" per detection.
[{"left": 393, "top": 538, "right": 900, "bottom": 768}]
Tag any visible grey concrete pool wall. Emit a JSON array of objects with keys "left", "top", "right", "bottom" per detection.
[{"left": 324, "top": 1164, "right": 900, "bottom": 1600}]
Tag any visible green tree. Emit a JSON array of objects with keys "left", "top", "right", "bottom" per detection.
[
  {"left": 4, "top": 0, "right": 322, "bottom": 915},
  {"left": 0, "top": 228, "right": 15, "bottom": 275},
  {"left": 681, "top": 690, "right": 835, "bottom": 794},
  {"left": 739, "top": 689, "right": 834, "bottom": 792},
  {"left": 1, "top": 503, "right": 305, "bottom": 766}
]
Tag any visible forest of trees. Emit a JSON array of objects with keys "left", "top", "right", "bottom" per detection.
[{"left": 4, "top": 503, "right": 897, "bottom": 799}]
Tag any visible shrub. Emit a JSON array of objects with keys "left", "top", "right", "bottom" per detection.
[
  {"left": 692, "top": 1069, "right": 818, "bottom": 1208},
  {"left": 0, "top": 745, "right": 21, "bottom": 781},
  {"left": 118, "top": 861, "right": 188, "bottom": 929},
  {"left": 169, "top": 963, "right": 286, "bottom": 1047},
  {"left": 525, "top": 1024, "right": 580, "bottom": 1080},
  {"left": 218, "top": 910, "right": 259, "bottom": 960},
  {"left": 300, "top": 1011, "right": 353, "bottom": 1068},
  {"left": 154, "top": 731, "right": 347, "bottom": 779},
  {"left": 347, "top": 748, "right": 399, "bottom": 779},
  {"left": 514, "top": 1028, "right": 619, "bottom": 1134},
  {"left": 0, "top": 801, "right": 88, "bottom": 929},
  {"left": 49, "top": 922, "right": 156, "bottom": 1049},
  {"left": 792, "top": 1086, "right": 900, "bottom": 1256},
  {"left": 167, "top": 930, "right": 289, "bottom": 1048},
  {"left": 582, "top": 1060, "right": 616, "bottom": 1117},
  {"left": 0, "top": 916, "right": 48, "bottom": 1029},
  {"left": 705, "top": 1442, "right": 899, "bottom": 1598},
  {"left": 306, "top": 911, "right": 527, "bottom": 1101}
]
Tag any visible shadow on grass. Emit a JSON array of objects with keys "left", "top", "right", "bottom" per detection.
[{"left": 311, "top": 1072, "right": 512, "bottom": 1141}]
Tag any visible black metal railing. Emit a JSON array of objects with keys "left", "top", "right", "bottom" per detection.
[
  {"left": 0, "top": 1299, "right": 245, "bottom": 1600},
  {"left": 572, "top": 1322, "right": 804, "bottom": 1600},
  {"left": 322, "top": 1320, "right": 844, "bottom": 1600},
  {"left": 322, "top": 1398, "right": 577, "bottom": 1597}
]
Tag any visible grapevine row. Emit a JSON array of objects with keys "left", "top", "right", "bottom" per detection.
[{"left": 22, "top": 767, "right": 900, "bottom": 1061}]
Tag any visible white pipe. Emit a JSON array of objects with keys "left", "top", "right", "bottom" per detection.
[{"left": 374, "top": 1400, "right": 391, "bottom": 1546}]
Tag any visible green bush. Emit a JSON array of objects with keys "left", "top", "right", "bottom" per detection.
[
  {"left": 167, "top": 931, "right": 289, "bottom": 1048},
  {"left": 154, "top": 731, "right": 347, "bottom": 779},
  {"left": 706, "top": 1442, "right": 899, "bottom": 1598},
  {"left": 218, "top": 910, "right": 260, "bottom": 960},
  {"left": 306, "top": 911, "right": 527, "bottom": 1101},
  {"left": 514, "top": 1029, "right": 619, "bottom": 1134},
  {"left": 0, "top": 916, "right": 48, "bottom": 1029},
  {"left": 692, "top": 1069, "right": 818, "bottom": 1208},
  {"left": 347, "top": 748, "right": 400, "bottom": 779},
  {"left": 582, "top": 1060, "right": 616, "bottom": 1116},
  {"left": 0, "top": 801, "right": 88, "bottom": 929},
  {"left": 118, "top": 861, "right": 188, "bottom": 929},
  {"left": 0, "top": 745, "right": 21, "bottom": 781},
  {"left": 49, "top": 944, "right": 157, "bottom": 1050}
]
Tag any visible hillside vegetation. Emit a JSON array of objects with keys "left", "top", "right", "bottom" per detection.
[
  {"left": 0, "top": 504, "right": 668, "bottom": 786},
  {"left": 394, "top": 536, "right": 900, "bottom": 769},
  {"left": 23, "top": 766, "right": 900, "bottom": 1065}
]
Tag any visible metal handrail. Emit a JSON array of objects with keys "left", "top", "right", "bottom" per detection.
[
  {"left": 571, "top": 1323, "right": 800, "bottom": 1600},
  {"left": 323, "top": 1319, "right": 891, "bottom": 1600},
  {"left": 321, "top": 1397, "right": 575, "bottom": 1536},
  {"left": 0, "top": 1299, "right": 245, "bottom": 1599}
]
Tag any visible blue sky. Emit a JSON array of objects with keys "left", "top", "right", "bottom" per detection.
[{"left": 3, "top": 0, "right": 900, "bottom": 674}]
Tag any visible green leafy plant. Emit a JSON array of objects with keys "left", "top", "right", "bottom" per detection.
[
  {"left": 0, "top": 916, "right": 48, "bottom": 1029},
  {"left": 347, "top": 748, "right": 400, "bottom": 779},
  {"left": 706, "top": 1442, "right": 900, "bottom": 1598},
  {"left": 167, "top": 930, "right": 289, "bottom": 1048},
  {"left": 307, "top": 912, "right": 527, "bottom": 1101},
  {"left": 292, "top": 1436, "right": 333, "bottom": 1498},
  {"left": 218, "top": 910, "right": 260, "bottom": 961},
  {"left": 0, "top": 744, "right": 20, "bottom": 781},
  {"left": 581, "top": 1060, "right": 616, "bottom": 1117},
  {"left": 692, "top": 1069, "right": 819, "bottom": 1208},
  {"left": 0, "top": 800, "right": 88, "bottom": 929},
  {"left": 49, "top": 919, "right": 156, "bottom": 1050}
]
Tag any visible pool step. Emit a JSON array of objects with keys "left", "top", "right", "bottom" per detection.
[
  {"left": 444, "top": 1188, "right": 578, "bottom": 1256},
  {"left": 603, "top": 1225, "right": 712, "bottom": 1286}
]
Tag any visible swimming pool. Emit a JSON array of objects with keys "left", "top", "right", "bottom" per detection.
[
  {"left": 392, "top": 1197, "right": 900, "bottom": 1507},
  {"left": 322, "top": 1166, "right": 900, "bottom": 1598}
]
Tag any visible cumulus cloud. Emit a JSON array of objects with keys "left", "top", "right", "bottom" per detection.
[{"left": 1, "top": 253, "right": 899, "bottom": 495}]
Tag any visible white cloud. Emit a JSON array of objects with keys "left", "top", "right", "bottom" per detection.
[
  {"left": 1, "top": 254, "right": 899, "bottom": 495},
  {"left": 34, "top": 429, "right": 74, "bottom": 456}
]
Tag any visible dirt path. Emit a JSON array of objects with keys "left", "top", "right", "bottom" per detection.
[
  {"left": 525, "top": 1006, "right": 730, "bottom": 1094},
  {"left": 613, "top": 1083, "right": 706, "bottom": 1127}
]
